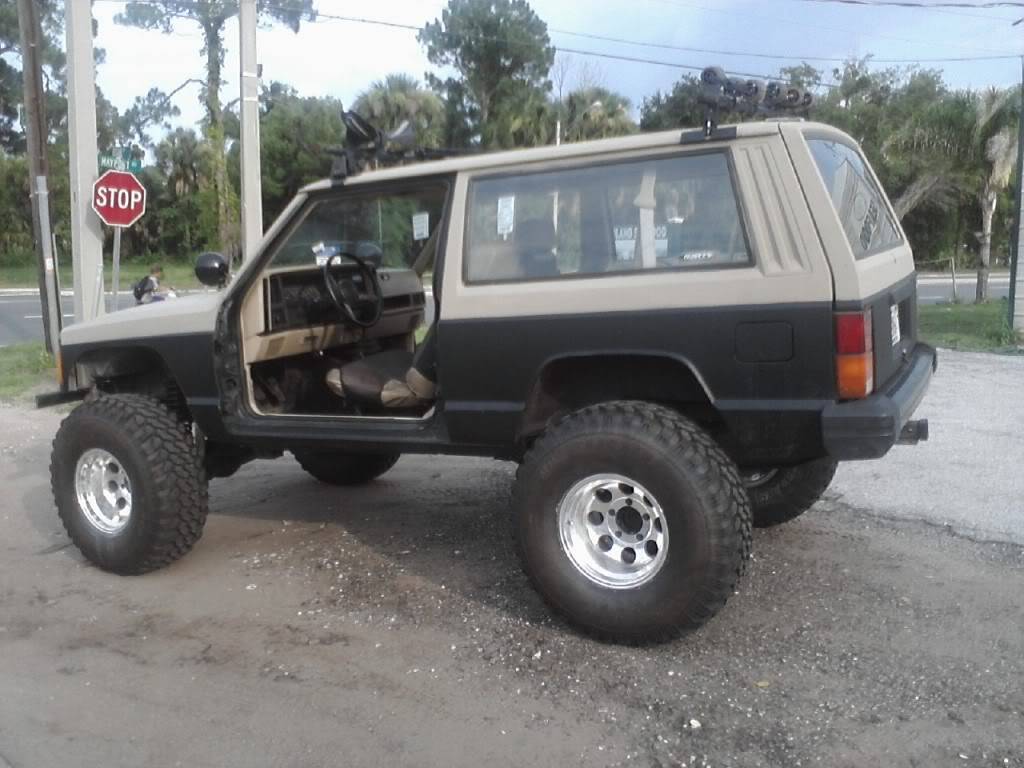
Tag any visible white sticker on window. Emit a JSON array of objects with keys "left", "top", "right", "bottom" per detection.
[
  {"left": 497, "top": 195, "right": 515, "bottom": 236},
  {"left": 412, "top": 211, "right": 429, "bottom": 241}
]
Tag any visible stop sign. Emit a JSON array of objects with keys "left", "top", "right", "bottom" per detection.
[{"left": 92, "top": 169, "right": 147, "bottom": 228}]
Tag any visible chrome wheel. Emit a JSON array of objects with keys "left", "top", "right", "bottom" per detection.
[
  {"left": 557, "top": 474, "right": 668, "bottom": 589},
  {"left": 742, "top": 469, "right": 779, "bottom": 488},
  {"left": 75, "top": 448, "right": 133, "bottom": 535}
]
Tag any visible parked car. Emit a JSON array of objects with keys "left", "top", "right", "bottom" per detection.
[{"left": 42, "top": 118, "right": 933, "bottom": 642}]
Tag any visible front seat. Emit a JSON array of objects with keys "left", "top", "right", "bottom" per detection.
[{"left": 325, "top": 325, "right": 438, "bottom": 409}]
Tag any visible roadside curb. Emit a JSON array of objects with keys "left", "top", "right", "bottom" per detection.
[{"left": 0, "top": 289, "right": 75, "bottom": 297}]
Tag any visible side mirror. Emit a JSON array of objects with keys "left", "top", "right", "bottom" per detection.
[{"left": 195, "top": 251, "right": 229, "bottom": 288}]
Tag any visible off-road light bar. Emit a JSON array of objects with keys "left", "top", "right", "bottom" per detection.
[{"left": 699, "top": 66, "right": 815, "bottom": 137}]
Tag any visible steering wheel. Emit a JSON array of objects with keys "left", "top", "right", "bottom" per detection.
[{"left": 321, "top": 251, "right": 384, "bottom": 328}]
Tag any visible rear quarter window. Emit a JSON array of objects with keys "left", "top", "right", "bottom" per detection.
[
  {"left": 464, "top": 151, "right": 751, "bottom": 283},
  {"left": 806, "top": 138, "right": 902, "bottom": 259}
]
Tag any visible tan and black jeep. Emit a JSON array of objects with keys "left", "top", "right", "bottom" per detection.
[{"left": 42, "top": 112, "right": 934, "bottom": 643}]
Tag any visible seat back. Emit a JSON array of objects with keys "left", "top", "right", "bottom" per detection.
[{"left": 516, "top": 218, "right": 558, "bottom": 278}]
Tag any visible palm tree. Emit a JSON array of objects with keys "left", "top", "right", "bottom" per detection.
[
  {"left": 559, "top": 87, "right": 636, "bottom": 143},
  {"left": 882, "top": 85, "right": 1019, "bottom": 301},
  {"left": 882, "top": 90, "right": 976, "bottom": 221},
  {"left": 352, "top": 74, "right": 445, "bottom": 149},
  {"left": 485, "top": 83, "right": 552, "bottom": 149},
  {"left": 973, "top": 87, "right": 1019, "bottom": 302}
]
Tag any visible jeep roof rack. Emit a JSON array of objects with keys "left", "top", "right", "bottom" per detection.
[
  {"left": 328, "top": 108, "right": 475, "bottom": 181},
  {"left": 698, "top": 66, "right": 814, "bottom": 138}
]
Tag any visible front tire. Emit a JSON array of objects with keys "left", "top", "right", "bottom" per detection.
[
  {"left": 743, "top": 458, "right": 838, "bottom": 528},
  {"left": 513, "top": 401, "right": 751, "bottom": 644},
  {"left": 50, "top": 394, "right": 208, "bottom": 575},
  {"left": 293, "top": 450, "right": 400, "bottom": 486}
]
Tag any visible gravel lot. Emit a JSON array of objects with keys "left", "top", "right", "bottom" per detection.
[{"left": 1, "top": 349, "right": 1022, "bottom": 768}]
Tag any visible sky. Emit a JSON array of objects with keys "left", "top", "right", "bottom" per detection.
[{"left": 87, "top": 0, "right": 1024, "bottom": 134}]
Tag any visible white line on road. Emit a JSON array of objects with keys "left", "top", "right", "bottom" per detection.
[{"left": 24, "top": 314, "right": 74, "bottom": 320}]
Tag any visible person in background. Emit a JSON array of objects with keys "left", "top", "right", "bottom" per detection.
[{"left": 133, "top": 264, "right": 167, "bottom": 305}]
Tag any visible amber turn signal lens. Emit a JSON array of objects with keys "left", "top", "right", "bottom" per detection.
[{"left": 836, "top": 353, "right": 874, "bottom": 400}]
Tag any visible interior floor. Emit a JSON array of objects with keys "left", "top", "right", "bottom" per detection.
[{"left": 249, "top": 329, "right": 432, "bottom": 419}]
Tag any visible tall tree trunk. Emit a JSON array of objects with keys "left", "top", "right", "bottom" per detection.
[
  {"left": 976, "top": 186, "right": 997, "bottom": 303},
  {"left": 202, "top": 22, "right": 232, "bottom": 259}
]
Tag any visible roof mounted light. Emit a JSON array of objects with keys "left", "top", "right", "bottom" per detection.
[{"left": 698, "top": 66, "right": 815, "bottom": 138}]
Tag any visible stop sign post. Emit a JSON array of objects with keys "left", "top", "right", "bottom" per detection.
[{"left": 92, "top": 170, "right": 147, "bottom": 310}]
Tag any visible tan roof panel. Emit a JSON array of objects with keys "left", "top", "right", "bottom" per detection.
[{"left": 300, "top": 121, "right": 811, "bottom": 192}]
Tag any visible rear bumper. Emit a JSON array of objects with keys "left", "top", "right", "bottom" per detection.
[{"left": 822, "top": 343, "right": 936, "bottom": 460}]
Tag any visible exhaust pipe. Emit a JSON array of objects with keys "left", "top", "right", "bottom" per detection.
[{"left": 897, "top": 419, "right": 929, "bottom": 445}]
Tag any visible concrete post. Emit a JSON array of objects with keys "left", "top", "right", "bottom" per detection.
[
  {"left": 239, "top": 0, "right": 264, "bottom": 261},
  {"left": 65, "top": 0, "right": 104, "bottom": 322}
]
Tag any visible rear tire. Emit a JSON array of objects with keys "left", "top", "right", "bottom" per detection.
[
  {"left": 50, "top": 394, "right": 208, "bottom": 575},
  {"left": 293, "top": 450, "right": 400, "bottom": 486},
  {"left": 512, "top": 401, "right": 751, "bottom": 644},
  {"left": 744, "top": 458, "right": 838, "bottom": 528}
]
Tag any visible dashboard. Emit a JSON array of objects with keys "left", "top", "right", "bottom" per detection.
[{"left": 263, "top": 265, "right": 426, "bottom": 334}]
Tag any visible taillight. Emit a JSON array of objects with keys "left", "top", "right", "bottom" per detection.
[{"left": 834, "top": 310, "right": 874, "bottom": 399}]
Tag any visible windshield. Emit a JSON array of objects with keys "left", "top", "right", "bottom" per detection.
[{"left": 270, "top": 183, "right": 448, "bottom": 270}]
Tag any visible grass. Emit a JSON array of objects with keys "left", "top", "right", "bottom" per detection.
[
  {"left": 0, "top": 262, "right": 201, "bottom": 292},
  {"left": 918, "top": 299, "right": 1019, "bottom": 353},
  {"left": 0, "top": 342, "right": 55, "bottom": 400}
]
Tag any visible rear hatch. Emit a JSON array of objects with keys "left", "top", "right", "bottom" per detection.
[
  {"left": 866, "top": 271, "right": 918, "bottom": 389},
  {"left": 785, "top": 124, "right": 919, "bottom": 393}
]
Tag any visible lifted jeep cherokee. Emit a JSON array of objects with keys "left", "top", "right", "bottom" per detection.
[{"left": 44, "top": 118, "right": 933, "bottom": 643}]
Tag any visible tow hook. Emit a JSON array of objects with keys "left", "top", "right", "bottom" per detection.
[{"left": 898, "top": 419, "right": 929, "bottom": 445}]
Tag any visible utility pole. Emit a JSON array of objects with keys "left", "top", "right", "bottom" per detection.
[
  {"left": 1009, "top": 56, "right": 1024, "bottom": 339},
  {"left": 16, "top": 0, "right": 57, "bottom": 353},
  {"left": 65, "top": 0, "right": 104, "bottom": 322},
  {"left": 239, "top": 0, "right": 264, "bottom": 261}
]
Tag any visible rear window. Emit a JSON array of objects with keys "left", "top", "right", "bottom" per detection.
[
  {"left": 806, "top": 138, "right": 901, "bottom": 259},
  {"left": 464, "top": 152, "right": 751, "bottom": 283}
]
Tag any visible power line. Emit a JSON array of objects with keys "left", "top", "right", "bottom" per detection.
[
  {"left": 93, "top": 0, "right": 1021, "bottom": 75},
  {"left": 547, "top": 25, "right": 1023, "bottom": 63},
  {"left": 642, "top": 0, "right": 1022, "bottom": 56},
  {"left": 793, "top": 0, "right": 1024, "bottom": 24},
  {"left": 790, "top": 0, "right": 1022, "bottom": 21},
  {"left": 797, "top": 0, "right": 1024, "bottom": 7},
  {"left": 285, "top": 6, "right": 842, "bottom": 88}
]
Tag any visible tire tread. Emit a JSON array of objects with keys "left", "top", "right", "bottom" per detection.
[
  {"left": 50, "top": 394, "right": 208, "bottom": 574},
  {"left": 513, "top": 400, "right": 752, "bottom": 644}
]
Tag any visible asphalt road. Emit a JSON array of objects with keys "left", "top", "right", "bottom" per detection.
[
  {"left": 1, "top": 349, "right": 1022, "bottom": 767},
  {"left": 0, "top": 292, "right": 135, "bottom": 347},
  {"left": 917, "top": 274, "right": 1011, "bottom": 305}
]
